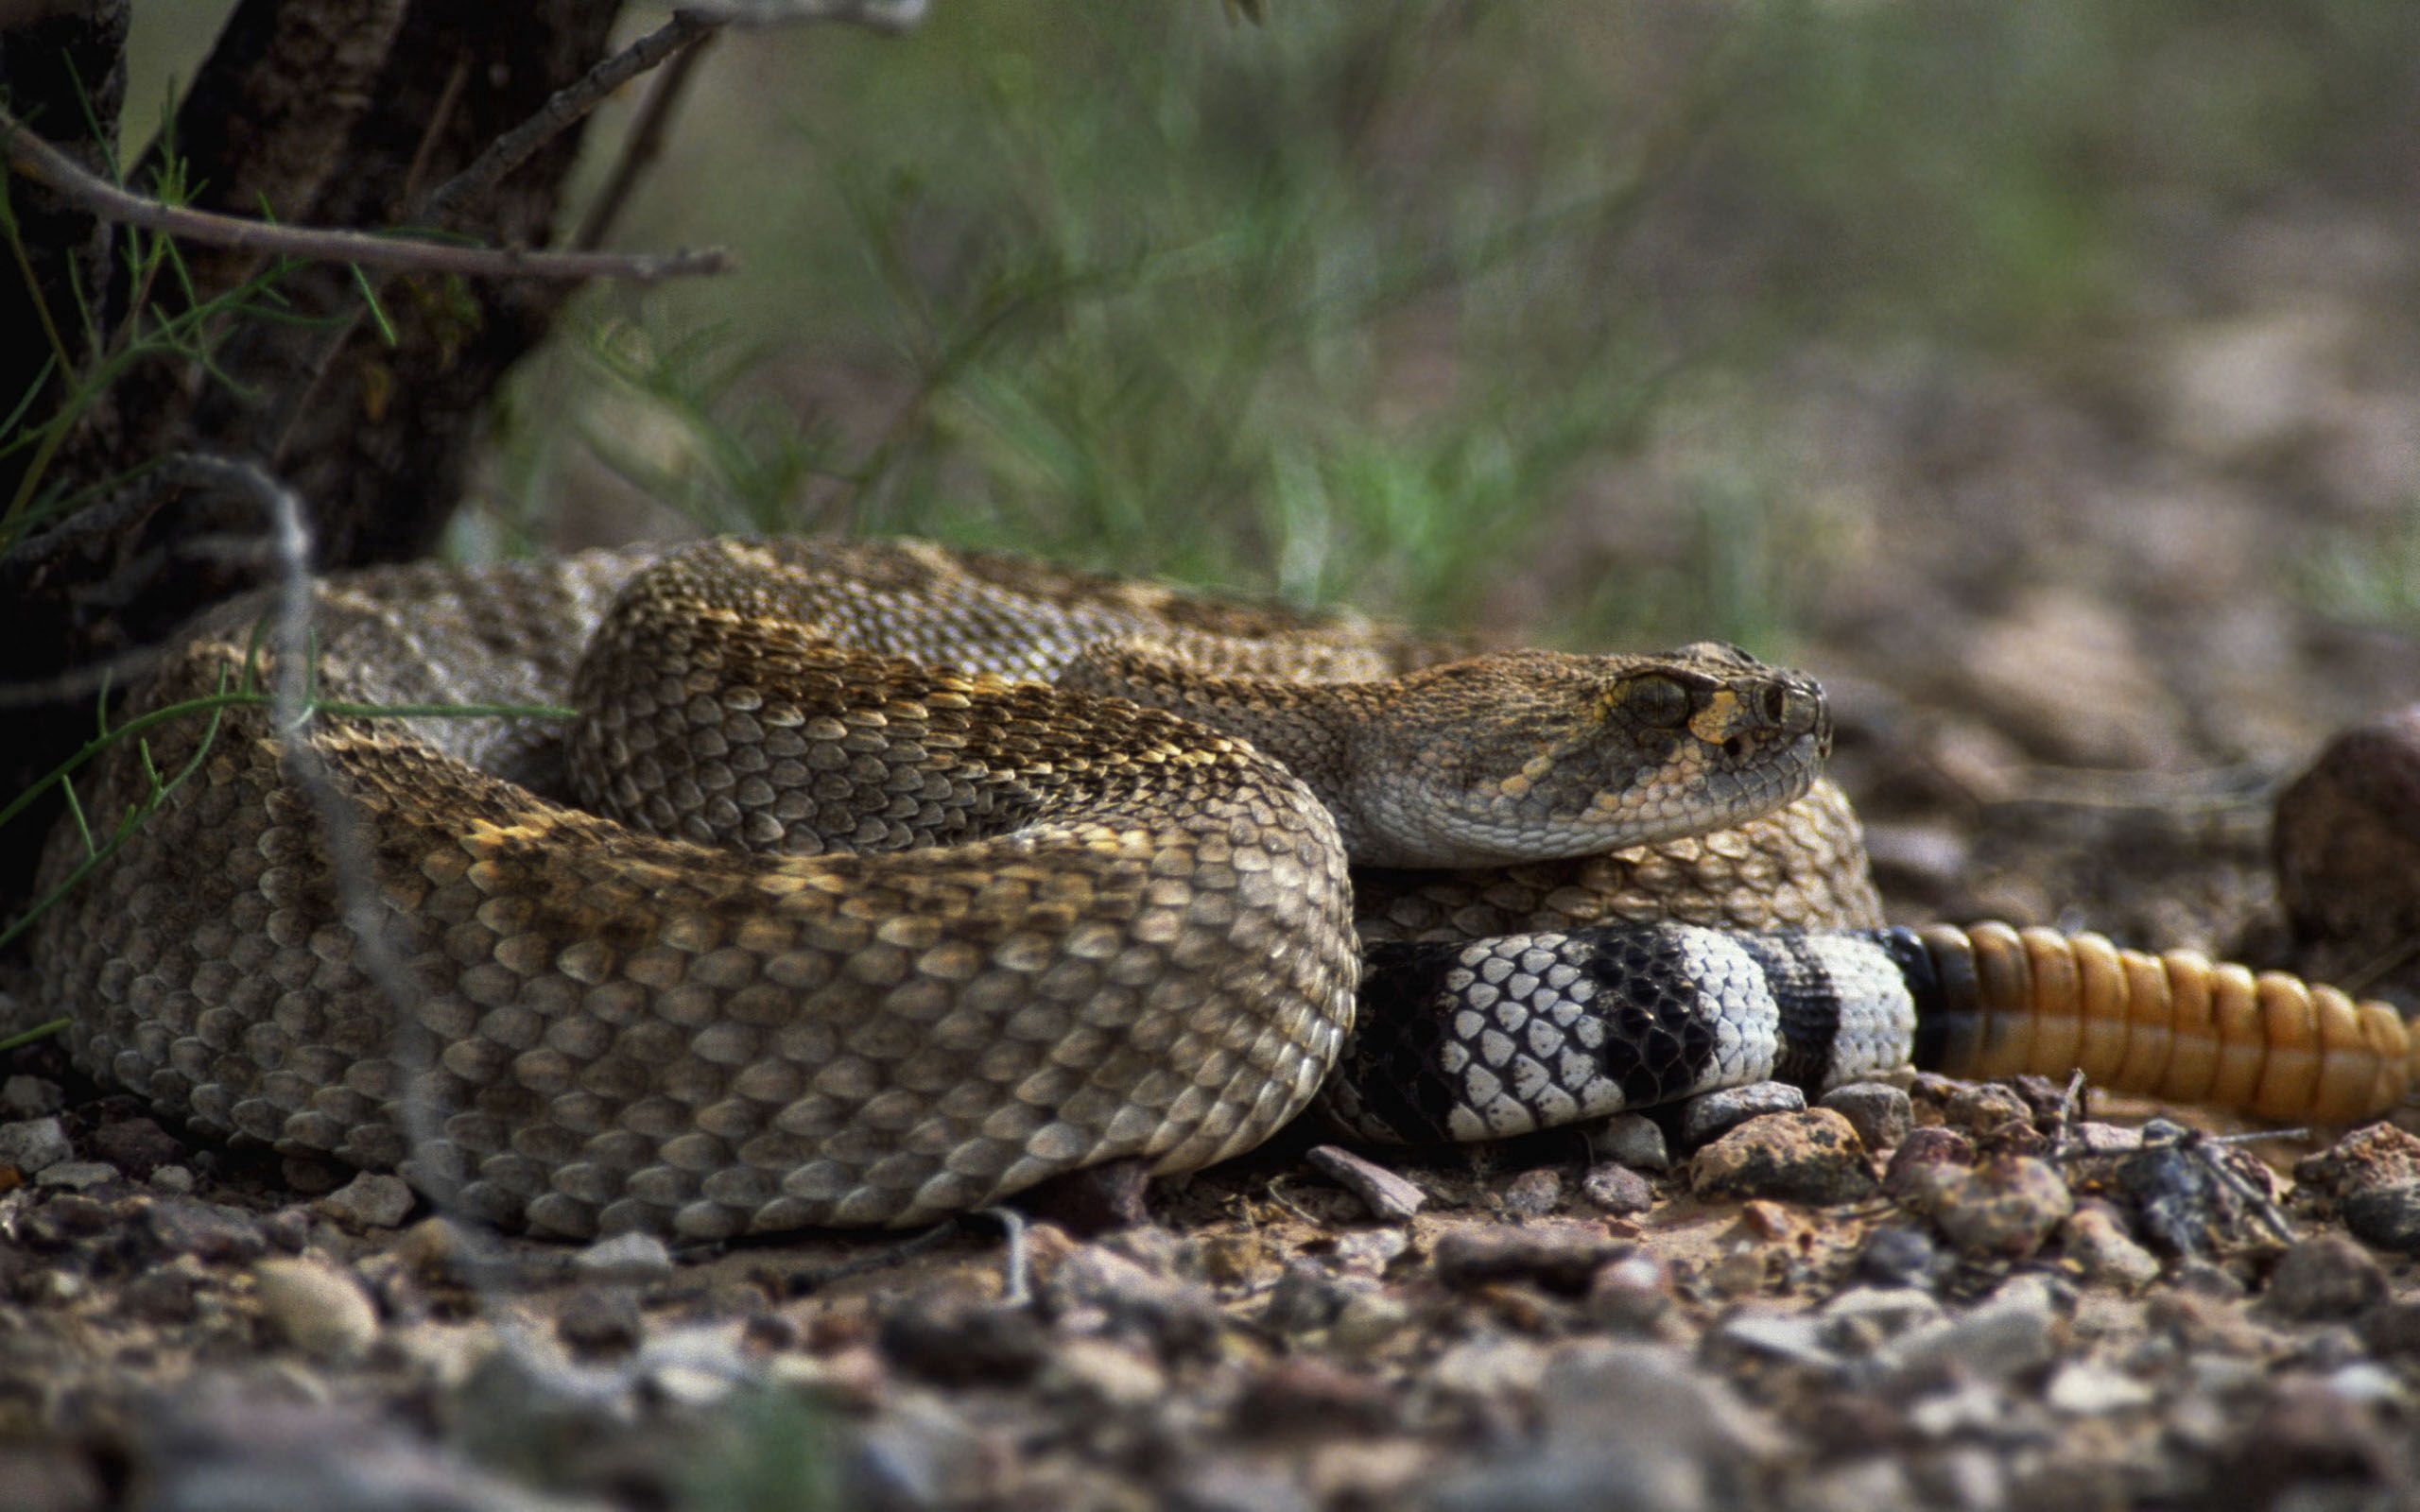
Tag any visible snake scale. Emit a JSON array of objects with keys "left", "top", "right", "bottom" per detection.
[{"left": 28, "top": 538, "right": 2417, "bottom": 1239}]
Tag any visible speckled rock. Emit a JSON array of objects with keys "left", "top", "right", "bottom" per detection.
[
  {"left": 1679, "top": 1082, "right": 1807, "bottom": 1148},
  {"left": 1691, "top": 1109, "right": 1876, "bottom": 1206},
  {"left": 0, "top": 1116, "right": 71, "bottom": 1175},
  {"left": 1882, "top": 1126, "right": 1975, "bottom": 1209},
  {"left": 1582, "top": 1163, "right": 1654, "bottom": 1216},
  {"left": 2342, "top": 1184, "right": 2420, "bottom": 1254},
  {"left": 1929, "top": 1155, "right": 2073, "bottom": 1259},
  {"left": 2060, "top": 1205, "right": 2162, "bottom": 1290},
  {"left": 2267, "top": 1235, "right": 2390, "bottom": 1319},
  {"left": 315, "top": 1174, "right": 417, "bottom": 1230},
  {"left": 1819, "top": 1082, "right": 1912, "bottom": 1152}
]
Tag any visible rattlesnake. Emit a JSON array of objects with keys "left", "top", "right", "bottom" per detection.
[{"left": 29, "top": 538, "right": 2417, "bottom": 1238}]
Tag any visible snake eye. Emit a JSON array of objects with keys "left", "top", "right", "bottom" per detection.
[{"left": 1625, "top": 675, "right": 1690, "bottom": 730}]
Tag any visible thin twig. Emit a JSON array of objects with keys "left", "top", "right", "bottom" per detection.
[
  {"left": 683, "top": 0, "right": 928, "bottom": 30},
  {"left": 575, "top": 37, "right": 712, "bottom": 252},
  {"left": 421, "top": 11, "right": 719, "bottom": 229},
  {"left": 0, "top": 104, "right": 732, "bottom": 284}
]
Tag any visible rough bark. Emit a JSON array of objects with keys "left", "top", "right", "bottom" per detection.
[{"left": 0, "top": 0, "right": 628, "bottom": 923}]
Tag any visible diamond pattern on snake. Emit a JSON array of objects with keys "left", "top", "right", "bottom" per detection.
[{"left": 31, "top": 538, "right": 2414, "bottom": 1239}]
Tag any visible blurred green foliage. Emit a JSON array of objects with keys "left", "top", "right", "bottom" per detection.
[{"left": 125, "top": 1, "right": 2420, "bottom": 647}]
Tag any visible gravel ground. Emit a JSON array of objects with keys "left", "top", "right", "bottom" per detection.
[{"left": 5, "top": 208, "right": 2420, "bottom": 1512}]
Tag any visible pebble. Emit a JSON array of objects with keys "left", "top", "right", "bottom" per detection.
[
  {"left": 1941, "top": 1083, "right": 2036, "bottom": 1142},
  {"left": 1716, "top": 1309, "right": 1841, "bottom": 1370},
  {"left": 1592, "top": 1113, "right": 1670, "bottom": 1171},
  {"left": 555, "top": 1288, "right": 642, "bottom": 1357},
  {"left": 0, "top": 1074, "right": 62, "bottom": 1118},
  {"left": 2359, "top": 1298, "right": 2420, "bottom": 1359},
  {"left": 571, "top": 1231, "right": 674, "bottom": 1280},
  {"left": 1679, "top": 1081, "right": 1806, "bottom": 1148},
  {"left": 314, "top": 1173, "right": 416, "bottom": 1229},
  {"left": 0, "top": 1115, "right": 71, "bottom": 1175},
  {"left": 2060, "top": 1206, "right": 2162, "bottom": 1290},
  {"left": 1881, "top": 1276, "right": 2061, "bottom": 1383},
  {"left": 1882, "top": 1126, "right": 1976, "bottom": 1208},
  {"left": 1432, "top": 1222, "right": 1629, "bottom": 1295},
  {"left": 1690, "top": 1109, "right": 1877, "bottom": 1205},
  {"left": 1586, "top": 1252, "right": 1676, "bottom": 1334},
  {"left": 1046, "top": 1244, "right": 1226, "bottom": 1359},
  {"left": 2264, "top": 1233, "right": 2387, "bottom": 1320},
  {"left": 1857, "top": 1224, "right": 1945, "bottom": 1288},
  {"left": 1582, "top": 1163, "right": 1654, "bottom": 1216},
  {"left": 2295, "top": 1124, "right": 2420, "bottom": 1199},
  {"left": 1819, "top": 1082, "right": 1912, "bottom": 1151},
  {"left": 1328, "top": 1291, "right": 1412, "bottom": 1354},
  {"left": 2044, "top": 1361, "right": 2156, "bottom": 1415},
  {"left": 1501, "top": 1167, "right": 1564, "bottom": 1217},
  {"left": 88, "top": 1115, "right": 185, "bottom": 1177},
  {"left": 252, "top": 1257, "right": 381, "bottom": 1362},
  {"left": 1262, "top": 1260, "right": 1365, "bottom": 1336},
  {"left": 2340, "top": 1182, "right": 2420, "bottom": 1254},
  {"left": 1930, "top": 1155, "right": 2074, "bottom": 1259},
  {"left": 1820, "top": 1286, "right": 1948, "bottom": 1352},
  {"left": 33, "top": 1159, "right": 119, "bottom": 1191},
  {"left": 150, "top": 1164, "right": 197, "bottom": 1194},
  {"left": 1305, "top": 1144, "right": 1426, "bottom": 1221}
]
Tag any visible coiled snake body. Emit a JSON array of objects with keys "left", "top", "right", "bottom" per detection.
[{"left": 31, "top": 540, "right": 2417, "bottom": 1238}]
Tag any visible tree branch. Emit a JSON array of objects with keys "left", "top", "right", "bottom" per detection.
[{"left": 0, "top": 104, "right": 733, "bottom": 284}]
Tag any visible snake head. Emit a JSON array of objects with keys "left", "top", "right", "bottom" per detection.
[{"left": 1340, "top": 643, "right": 1830, "bottom": 868}]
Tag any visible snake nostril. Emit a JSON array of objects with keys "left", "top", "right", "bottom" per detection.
[
  {"left": 1761, "top": 685, "right": 1789, "bottom": 723},
  {"left": 1722, "top": 735, "right": 1748, "bottom": 761}
]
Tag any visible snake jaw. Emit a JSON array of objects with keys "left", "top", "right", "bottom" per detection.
[{"left": 1335, "top": 649, "right": 1834, "bottom": 868}]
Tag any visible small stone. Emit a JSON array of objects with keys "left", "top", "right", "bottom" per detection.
[
  {"left": 1881, "top": 1275, "right": 2059, "bottom": 1383},
  {"left": 1941, "top": 1083, "right": 2037, "bottom": 1144},
  {"left": 1231, "top": 1357, "right": 1392, "bottom": 1437},
  {"left": 1882, "top": 1126, "right": 1975, "bottom": 1207},
  {"left": 259, "top": 1207, "right": 312, "bottom": 1254},
  {"left": 2121, "top": 1125, "right": 2285, "bottom": 1257},
  {"left": 313, "top": 1172, "right": 415, "bottom": 1229},
  {"left": 1819, "top": 1286, "right": 1947, "bottom": 1353},
  {"left": 1328, "top": 1291, "right": 1412, "bottom": 1354},
  {"left": 1820, "top": 1082, "right": 1913, "bottom": 1151},
  {"left": 1433, "top": 1222, "right": 1629, "bottom": 1295},
  {"left": 1501, "top": 1167, "right": 1563, "bottom": 1217},
  {"left": 1690, "top": 1109, "right": 1876, "bottom": 1205},
  {"left": 2360, "top": 1298, "right": 2420, "bottom": 1359},
  {"left": 556, "top": 1287, "right": 642, "bottom": 1356},
  {"left": 87, "top": 1115, "right": 185, "bottom": 1177},
  {"left": 882, "top": 1297, "right": 1048, "bottom": 1384},
  {"left": 1930, "top": 1155, "right": 2073, "bottom": 1259},
  {"left": 2045, "top": 1361, "right": 2156, "bottom": 1415},
  {"left": 1857, "top": 1224, "right": 1944, "bottom": 1288},
  {"left": 1261, "top": 1261, "right": 1363, "bottom": 1335},
  {"left": 0, "top": 1075, "right": 62, "bottom": 1118},
  {"left": 2265, "top": 1234, "right": 2388, "bottom": 1320},
  {"left": 2341, "top": 1182, "right": 2420, "bottom": 1254},
  {"left": 252, "top": 1257, "right": 380, "bottom": 1362},
  {"left": 149, "top": 1164, "right": 196, "bottom": 1194},
  {"left": 1305, "top": 1144, "right": 1426, "bottom": 1222},
  {"left": 573, "top": 1230, "right": 675, "bottom": 1280},
  {"left": 1716, "top": 1309, "right": 1841, "bottom": 1370},
  {"left": 1047, "top": 1336, "right": 1170, "bottom": 1412},
  {"left": 142, "top": 1198, "right": 269, "bottom": 1265},
  {"left": 2296, "top": 1124, "right": 2420, "bottom": 1199},
  {"left": 1046, "top": 1244, "right": 1226, "bottom": 1359},
  {"left": 124, "top": 1263, "right": 202, "bottom": 1324},
  {"left": 34, "top": 1160, "right": 118, "bottom": 1191},
  {"left": 1679, "top": 1081, "right": 1806, "bottom": 1148},
  {"left": 2061, "top": 1205, "right": 2162, "bottom": 1290},
  {"left": 1586, "top": 1252, "right": 1674, "bottom": 1334},
  {"left": 1591, "top": 1113, "right": 1669, "bottom": 1171},
  {"left": 0, "top": 1116, "right": 71, "bottom": 1175},
  {"left": 1581, "top": 1163, "right": 1653, "bottom": 1216}
]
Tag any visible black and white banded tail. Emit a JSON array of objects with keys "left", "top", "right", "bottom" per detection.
[{"left": 1326, "top": 921, "right": 2416, "bottom": 1144}]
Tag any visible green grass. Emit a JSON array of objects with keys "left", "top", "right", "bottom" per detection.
[{"left": 463, "top": 0, "right": 2418, "bottom": 657}]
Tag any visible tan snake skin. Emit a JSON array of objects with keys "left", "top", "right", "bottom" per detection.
[{"left": 32, "top": 538, "right": 1845, "bottom": 1238}]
